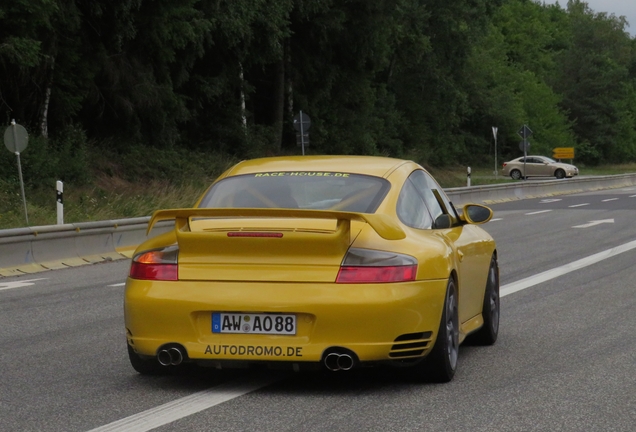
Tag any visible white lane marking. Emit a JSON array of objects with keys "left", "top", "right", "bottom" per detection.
[
  {"left": 501, "top": 238, "right": 636, "bottom": 297},
  {"left": 87, "top": 376, "right": 280, "bottom": 432},
  {"left": 0, "top": 278, "right": 47, "bottom": 292},
  {"left": 569, "top": 203, "right": 589, "bottom": 208},
  {"left": 540, "top": 199, "right": 562, "bottom": 203},
  {"left": 490, "top": 218, "right": 503, "bottom": 222},
  {"left": 525, "top": 210, "right": 552, "bottom": 215},
  {"left": 572, "top": 219, "right": 614, "bottom": 229},
  {"left": 630, "top": 195, "right": 636, "bottom": 198},
  {"left": 602, "top": 198, "right": 618, "bottom": 202},
  {"left": 108, "top": 283, "right": 126, "bottom": 287}
]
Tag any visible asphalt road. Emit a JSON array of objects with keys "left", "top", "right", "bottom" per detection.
[{"left": 1, "top": 186, "right": 636, "bottom": 432}]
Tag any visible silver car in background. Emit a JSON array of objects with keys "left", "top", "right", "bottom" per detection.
[{"left": 502, "top": 156, "right": 578, "bottom": 180}]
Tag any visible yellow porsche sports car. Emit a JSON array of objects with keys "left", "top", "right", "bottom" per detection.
[{"left": 125, "top": 156, "right": 499, "bottom": 382}]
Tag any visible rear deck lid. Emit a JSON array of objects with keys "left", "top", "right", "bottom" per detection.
[{"left": 148, "top": 208, "right": 405, "bottom": 282}]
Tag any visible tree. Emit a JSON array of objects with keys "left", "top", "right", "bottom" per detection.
[{"left": 554, "top": 0, "right": 636, "bottom": 163}]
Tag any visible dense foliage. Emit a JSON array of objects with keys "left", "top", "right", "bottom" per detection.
[{"left": 2, "top": 0, "right": 636, "bottom": 186}]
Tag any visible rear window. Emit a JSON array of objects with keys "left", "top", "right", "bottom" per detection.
[{"left": 198, "top": 171, "right": 391, "bottom": 213}]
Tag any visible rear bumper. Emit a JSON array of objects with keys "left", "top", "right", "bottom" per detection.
[{"left": 124, "top": 277, "right": 448, "bottom": 364}]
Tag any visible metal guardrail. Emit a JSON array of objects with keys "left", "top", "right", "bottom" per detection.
[
  {"left": 2, "top": 174, "right": 635, "bottom": 277},
  {"left": 0, "top": 217, "right": 173, "bottom": 277},
  {"left": 445, "top": 174, "right": 636, "bottom": 205}
]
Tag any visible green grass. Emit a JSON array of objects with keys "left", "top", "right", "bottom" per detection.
[
  {"left": 0, "top": 177, "right": 213, "bottom": 229},
  {"left": 577, "top": 163, "right": 636, "bottom": 176},
  {"left": 0, "top": 147, "right": 238, "bottom": 229}
]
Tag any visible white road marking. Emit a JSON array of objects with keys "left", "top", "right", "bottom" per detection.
[
  {"left": 0, "top": 278, "right": 47, "bottom": 292},
  {"left": 490, "top": 218, "right": 503, "bottom": 222},
  {"left": 572, "top": 219, "right": 614, "bottom": 229},
  {"left": 86, "top": 376, "right": 280, "bottom": 432},
  {"left": 630, "top": 195, "right": 636, "bottom": 198},
  {"left": 602, "top": 198, "right": 618, "bottom": 202},
  {"left": 108, "top": 283, "right": 126, "bottom": 287},
  {"left": 501, "top": 238, "right": 636, "bottom": 297},
  {"left": 525, "top": 210, "right": 552, "bottom": 215},
  {"left": 540, "top": 199, "right": 562, "bottom": 203},
  {"left": 569, "top": 203, "right": 589, "bottom": 208}
]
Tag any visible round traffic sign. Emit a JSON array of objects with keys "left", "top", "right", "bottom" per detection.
[
  {"left": 293, "top": 112, "right": 311, "bottom": 132},
  {"left": 4, "top": 123, "right": 29, "bottom": 153}
]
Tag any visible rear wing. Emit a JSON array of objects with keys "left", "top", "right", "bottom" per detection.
[{"left": 148, "top": 208, "right": 406, "bottom": 240}]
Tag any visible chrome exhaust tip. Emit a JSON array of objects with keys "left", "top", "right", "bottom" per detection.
[
  {"left": 324, "top": 353, "right": 341, "bottom": 371},
  {"left": 157, "top": 345, "right": 185, "bottom": 366},
  {"left": 337, "top": 354, "right": 354, "bottom": 371},
  {"left": 157, "top": 349, "right": 172, "bottom": 366},
  {"left": 323, "top": 349, "right": 358, "bottom": 371},
  {"left": 168, "top": 347, "right": 183, "bottom": 365}
]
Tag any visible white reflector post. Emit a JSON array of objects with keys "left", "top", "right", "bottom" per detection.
[{"left": 56, "top": 180, "right": 63, "bottom": 225}]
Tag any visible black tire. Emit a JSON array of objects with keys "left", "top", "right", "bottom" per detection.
[
  {"left": 127, "top": 343, "right": 165, "bottom": 375},
  {"left": 555, "top": 169, "right": 566, "bottom": 179},
  {"left": 510, "top": 169, "right": 522, "bottom": 180},
  {"left": 413, "top": 277, "right": 459, "bottom": 383},
  {"left": 467, "top": 255, "right": 500, "bottom": 345}
]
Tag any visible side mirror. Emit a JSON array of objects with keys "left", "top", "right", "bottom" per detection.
[{"left": 458, "top": 204, "right": 493, "bottom": 224}]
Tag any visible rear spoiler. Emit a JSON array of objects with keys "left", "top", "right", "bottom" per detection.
[{"left": 148, "top": 208, "right": 406, "bottom": 240}]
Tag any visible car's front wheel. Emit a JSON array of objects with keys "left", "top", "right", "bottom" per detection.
[
  {"left": 510, "top": 169, "right": 522, "bottom": 180},
  {"left": 555, "top": 169, "right": 566, "bottom": 179},
  {"left": 467, "top": 255, "right": 500, "bottom": 345}
]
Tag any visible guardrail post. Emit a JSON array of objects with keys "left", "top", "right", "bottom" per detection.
[{"left": 467, "top": 167, "right": 471, "bottom": 187}]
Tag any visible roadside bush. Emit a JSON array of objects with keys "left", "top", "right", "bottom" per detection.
[{"left": 51, "top": 125, "right": 91, "bottom": 184}]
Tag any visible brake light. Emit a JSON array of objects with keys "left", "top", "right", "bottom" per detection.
[
  {"left": 336, "top": 248, "right": 417, "bottom": 283},
  {"left": 227, "top": 232, "right": 283, "bottom": 238},
  {"left": 129, "top": 245, "right": 179, "bottom": 281},
  {"left": 337, "top": 265, "right": 417, "bottom": 283},
  {"left": 502, "top": 163, "right": 507, "bottom": 167}
]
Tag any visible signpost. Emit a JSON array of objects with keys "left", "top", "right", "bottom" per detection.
[
  {"left": 552, "top": 147, "right": 575, "bottom": 160},
  {"left": 3, "top": 120, "right": 29, "bottom": 224},
  {"left": 293, "top": 111, "right": 311, "bottom": 155},
  {"left": 517, "top": 124, "right": 533, "bottom": 181},
  {"left": 492, "top": 126, "right": 498, "bottom": 177}
]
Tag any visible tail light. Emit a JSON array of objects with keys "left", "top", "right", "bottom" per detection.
[
  {"left": 336, "top": 248, "right": 417, "bottom": 283},
  {"left": 129, "top": 245, "right": 179, "bottom": 281},
  {"left": 502, "top": 163, "right": 507, "bottom": 167}
]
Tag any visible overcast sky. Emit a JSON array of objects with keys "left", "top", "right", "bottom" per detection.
[{"left": 541, "top": 1, "right": 636, "bottom": 36}]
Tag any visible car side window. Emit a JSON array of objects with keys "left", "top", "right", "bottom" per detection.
[
  {"left": 421, "top": 170, "right": 457, "bottom": 219},
  {"left": 396, "top": 177, "right": 433, "bottom": 229},
  {"left": 408, "top": 170, "right": 447, "bottom": 220}
]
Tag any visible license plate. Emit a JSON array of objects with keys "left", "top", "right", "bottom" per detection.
[{"left": 212, "top": 313, "right": 296, "bottom": 335}]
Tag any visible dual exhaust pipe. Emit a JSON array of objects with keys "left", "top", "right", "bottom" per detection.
[
  {"left": 157, "top": 346, "right": 185, "bottom": 366},
  {"left": 324, "top": 351, "right": 355, "bottom": 371}
]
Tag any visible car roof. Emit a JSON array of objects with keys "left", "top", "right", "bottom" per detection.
[{"left": 223, "top": 155, "right": 415, "bottom": 178}]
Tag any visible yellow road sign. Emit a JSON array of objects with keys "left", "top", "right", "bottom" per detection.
[{"left": 552, "top": 147, "right": 574, "bottom": 159}]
